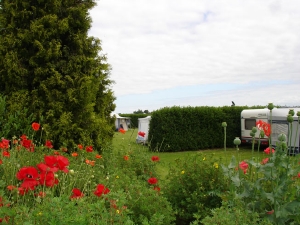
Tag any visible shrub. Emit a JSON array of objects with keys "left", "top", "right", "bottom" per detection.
[
  {"left": 0, "top": 0, "right": 116, "bottom": 152},
  {"left": 198, "top": 201, "right": 272, "bottom": 225},
  {"left": 163, "top": 152, "right": 229, "bottom": 224},
  {"left": 0, "top": 94, "right": 36, "bottom": 139}
]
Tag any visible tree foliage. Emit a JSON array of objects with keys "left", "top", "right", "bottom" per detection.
[{"left": 0, "top": 0, "right": 116, "bottom": 151}]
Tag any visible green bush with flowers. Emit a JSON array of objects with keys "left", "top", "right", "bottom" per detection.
[
  {"left": 163, "top": 153, "right": 229, "bottom": 224},
  {"left": 1, "top": 102, "right": 300, "bottom": 224},
  {"left": 203, "top": 103, "right": 300, "bottom": 225},
  {"left": 0, "top": 122, "right": 175, "bottom": 224}
]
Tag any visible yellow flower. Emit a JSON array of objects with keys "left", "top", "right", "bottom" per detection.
[
  {"left": 116, "top": 210, "right": 120, "bottom": 214},
  {"left": 181, "top": 170, "right": 185, "bottom": 174},
  {"left": 116, "top": 175, "right": 119, "bottom": 179},
  {"left": 213, "top": 163, "right": 219, "bottom": 169},
  {"left": 203, "top": 157, "right": 206, "bottom": 161}
]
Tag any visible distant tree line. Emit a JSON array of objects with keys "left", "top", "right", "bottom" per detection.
[{"left": 133, "top": 109, "right": 150, "bottom": 114}]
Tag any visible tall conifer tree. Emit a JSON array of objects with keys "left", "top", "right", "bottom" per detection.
[{"left": 0, "top": 0, "right": 116, "bottom": 151}]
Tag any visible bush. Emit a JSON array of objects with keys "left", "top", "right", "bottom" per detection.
[
  {"left": 0, "top": 94, "right": 36, "bottom": 139},
  {"left": 198, "top": 201, "right": 272, "bottom": 225},
  {"left": 163, "top": 152, "right": 229, "bottom": 224},
  {"left": 0, "top": 0, "right": 116, "bottom": 152}
]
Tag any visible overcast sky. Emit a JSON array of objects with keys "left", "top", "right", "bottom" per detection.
[{"left": 88, "top": 0, "right": 300, "bottom": 114}]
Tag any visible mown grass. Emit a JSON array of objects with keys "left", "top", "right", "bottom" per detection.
[{"left": 113, "top": 129, "right": 266, "bottom": 178}]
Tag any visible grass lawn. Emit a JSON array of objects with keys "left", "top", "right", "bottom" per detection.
[{"left": 113, "top": 128, "right": 266, "bottom": 178}]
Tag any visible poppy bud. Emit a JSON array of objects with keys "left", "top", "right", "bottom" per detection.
[
  {"left": 278, "top": 133, "right": 287, "bottom": 142},
  {"left": 250, "top": 131, "right": 255, "bottom": 137},
  {"left": 267, "top": 103, "right": 274, "bottom": 111},
  {"left": 251, "top": 127, "right": 257, "bottom": 133},
  {"left": 287, "top": 115, "right": 293, "bottom": 123},
  {"left": 222, "top": 122, "right": 227, "bottom": 127},
  {"left": 260, "top": 130, "right": 265, "bottom": 138},
  {"left": 233, "top": 137, "right": 241, "bottom": 145},
  {"left": 280, "top": 142, "right": 287, "bottom": 150},
  {"left": 288, "top": 109, "right": 295, "bottom": 116}
]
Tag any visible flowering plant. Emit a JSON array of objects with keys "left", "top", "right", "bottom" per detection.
[{"left": 221, "top": 104, "right": 300, "bottom": 224}]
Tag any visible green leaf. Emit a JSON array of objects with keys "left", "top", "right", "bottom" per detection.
[
  {"left": 231, "top": 173, "right": 241, "bottom": 187},
  {"left": 228, "top": 156, "right": 237, "bottom": 169}
]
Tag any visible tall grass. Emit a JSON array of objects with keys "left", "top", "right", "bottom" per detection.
[{"left": 113, "top": 128, "right": 265, "bottom": 178}]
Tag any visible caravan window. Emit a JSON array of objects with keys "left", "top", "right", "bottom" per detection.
[{"left": 245, "top": 119, "right": 256, "bottom": 130}]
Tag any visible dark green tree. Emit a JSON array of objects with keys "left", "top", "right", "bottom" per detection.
[
  {"left": 133, "top": 109, "right": 144, "bottom": 114},
  {"left": 0, "top": 0, "right": 116, "bottom": 151}
]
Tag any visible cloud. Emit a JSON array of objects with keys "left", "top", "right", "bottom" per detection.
[{"left": 89, "top": 0, "right": 300, "bottom": 113}]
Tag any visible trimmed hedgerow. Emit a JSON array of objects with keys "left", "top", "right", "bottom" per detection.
[{"left": 148, "top": 105, "right": 264, "bottom": 152}]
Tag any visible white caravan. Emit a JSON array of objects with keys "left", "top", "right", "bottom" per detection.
[
  {"left": 241, "top": 108, "right": 300, "bottom": 153},
  {"left": 112, "top": 114, "right": 131, "bottom": 131},
  {"left": 136, "top": 116, "right": 151, "bottom": 144}
]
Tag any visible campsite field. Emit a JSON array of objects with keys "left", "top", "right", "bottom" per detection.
[{"left": 113, "top": 128, "right": 265, "bottom": 178}]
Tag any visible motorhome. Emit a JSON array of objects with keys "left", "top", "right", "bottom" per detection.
[{"left": 241, "top": 108, "right": 300, "bottom": 154}]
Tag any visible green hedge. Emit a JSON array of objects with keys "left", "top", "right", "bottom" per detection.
[
  {"left": 148, "top": 105, "right": 264, "bottom": 152},
  {"left": 120, "top": 113, "right": 150, "bottom": 128}
]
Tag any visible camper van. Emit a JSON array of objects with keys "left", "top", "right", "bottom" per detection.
[
  {"left": 241, "top": 108, "right": 300, "bottom": 154},
  {"left": 112, "top": 114, "right": 131, "bottom": 131},
  {"left": 136, "top": 116, "right": 151, "bottom": 144}
]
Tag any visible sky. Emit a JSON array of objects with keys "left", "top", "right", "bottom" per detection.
[{"left": 88, "top": 0, "right": 300, "bottom": 114}]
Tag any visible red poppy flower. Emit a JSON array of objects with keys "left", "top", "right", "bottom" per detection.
[
  {"left": 94, "top": 184, "right": 110, "bottom": 197},
  {"left": 39, "top": 171, "right": 59, "bottom": 187},
  {"left": 39, "top": 155, "right": 69, "bottom": 173},
  {"left": 267, "top": 210, "right": 274, "bottom": 215},
  {"left": 153, "top": 186, "right": 161, "bottom": 192},
  {"left": 78, "top": 144, "right": 83, "bottom": 150},
  {"left": 37, "top": 162, "right": 58, "bottom": 173},
  {"left": 85, "top": 159, "right": 95, "bottom": 166},
  {"left": 70, "top": 188, "right": 84, "bottom": 199},
  {"left": 256, "top": 120, "right": 271, "bottom": 137},
  {"left": 261, "top": 158, "right": 269, "bottom": 165},
  {"left": 31, "top": 122, "right": 40, "bottom": 131},
  {"left": 71, "top": 152, "right": 78, "bottom": 157},
  {"left": 123, "top": 155, "right": 129, "bottom": 161},
  {"left": 0, "top": 216, "right": 9, "bottom": 223},
  {"left": 119, "top": 128, "right": 126, "bottom": 134},
  {"left": 0, "top": 139, "right": 10, "bottom": 149},
  {"left": 16, "top": 167, "right": 39, "bottom": 190},
  {"left": 2, "top": 151, "right": 10, "bottom": 158},
  {"left": 151, "top": 156, "right": 160, "bottom": 162},
  {"left": 54, "top": 151, "right": 60, "bottom": 155},
  {"left": 95, "top": 154, "right": 102, "bottom": 159},
  {"left": 7, "top": 185, "right": 16, "bottom": 191},
  {"left": 138, "top": 131, "right": 145, "bottom": 137},
  {"left": 21, "top": 139, "right": 34, "bottom": 152},
  {"left": 20, "top": 134, "right": 27, "bottom": 140},
  {"left": 55, "top": 156, "right": 69, "bottom": 173},
  {"left": 18, "top": 187, "right": 28, "bottom": 196},
  {"left": 148, "top": 177, "right": 158, "bottom": 185},
  {"left": 86, "top": 146, "right": 93, "bottom": 152},
  {"left": 264, "top": 147, "right": 275, "bottom": 155},
  {"left": 239, "top": 161, "right": 248, "bottom": 174},
  {"left": 45, "top": 140, "right": 53, "bottom": 149}
]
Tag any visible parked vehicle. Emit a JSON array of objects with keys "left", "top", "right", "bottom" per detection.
[
  {"left": 136, "top": 116, "right": 151, "bottom": 144},
  {"left": 241, "top": 108, "right": 300, "bottom": 154}
]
